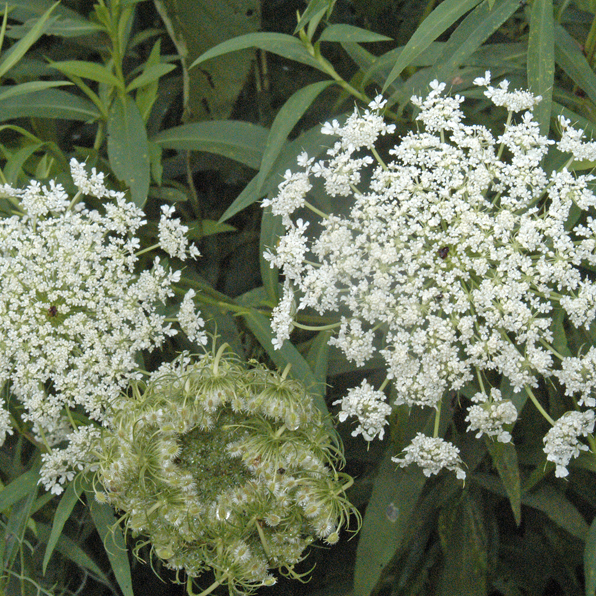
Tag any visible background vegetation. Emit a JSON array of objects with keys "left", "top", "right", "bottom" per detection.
[{"left": 2, "top": 0, "right": 596, "bottom": 595}]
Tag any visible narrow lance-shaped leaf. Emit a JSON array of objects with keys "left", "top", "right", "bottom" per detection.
[
  {"left": 585, "top": 517, "right": 596, "bottom": 596},
  {"left": 49, "top": 60, "right": 124, "bottom": 90},
  {"left": 554, "top": 23, "right": 596, "bottom": 108},
  {"left": 382, "top": 0, "right": 482, "bottom": 92},
  {"left": 0, "top": 1, "right": 58, "bottom": 78},
  {"left": 108, "top": 94, "right": 150, "bottom": 208},
  {"left": 426, "top": 0, "right": 521, "bottom": 93},
  {"left": 0, "top": 88, "right": 100, "bottom": 122},
  {"left": 318, "top": 24, "right": 392, "bottom": 43},
  {"left": 88, "top": 496, "right": 134, "bottom": 596},
  {"left": 190, "top": 32, "right": 326, "bottom": 73},
  {"left": 152, "top": 121, "right": 269, "bottom": 170},
  {"left": 256, "top": 80, "right": 333, "bottom": 194},
  {"left": 43, "top": 479, "right": 85, "bottom": 573},
  {"left": 527, "top": 0, "right": 554, "bottom": 136}
]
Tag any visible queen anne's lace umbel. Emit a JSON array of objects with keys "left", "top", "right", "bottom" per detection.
[
  {"left": 264, "top": 73, "right": 596, "bottom": 478},
  {"left": 0, "top": 160, "right": 203, "bottom": 493}
]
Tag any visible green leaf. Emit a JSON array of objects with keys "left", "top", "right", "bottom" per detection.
[
  {"left": 37, "top": 521, "right": 110, "bottom": 585},
  {"left": 4, "top": 0, "right": 100, "bottom": 38},
  {"left": 256, "top": 80, "right": 333, "bottom": 194},
  {"left": 42, "top": 479, "right": 84, "bottom": 573},
  {"left": 3, "top": 141, "right": 44, "bottom": 185},
  {"left": 0, "top": 464, "right": 40, "bottom": 513},
  {"left": 259, "top": 207, "right": 282, "bottom": 303},
  {"left": 354, "top": 452, "right": 428, "bottom": 596},
  {"left": 428, "top": 0, "right": 521, "bottom": 91},
  {"left": 126, "top": 62, "right": 176, "bottom": 92},
  {"left": 242, "top": 308, "right": 329, "bottom": 419},
  {"left": 523, "top": 484, "right": 589, "bottom": 540},
  {"left": 318, "top": 24, "right": 392, "bottom": 43},
  {"left": 0, "top": 1, "right": 58, "bottom": 78},
  {"left": 155, "top": 0, "right": 260, "bottom": 121},
  {"left": 305, "top": 329, "right": 332, "bottom": 388},
  {"left": 585, "top": 516, "right": 596, "bottom": 596},
  {"left": 190, "top": 32, "right": 325, "bottom": 73},
  {"left": 438, "top": 493, "right": 487, "bottom": 596},
  {"left": 0, "top": 88, "right": 100, "bottom": 122},
  {"left": 107, "top": 94, "right": 150, "bottom": 207},
  {"left": 219, "top": 121, "right": 340, "bottom": 222},
  {"left": 485, "top": 439, "right": 521, "bottom": 525},
  {"left": 527, "top": 0, "right": 554, "bottom": 136},
  {"left": 382, "top": 0, "right": 482, "bottom": 92},
  {"left": 152, "top": 121, "right": 269, "bottom": 170},
  {"left": 294, "top": 0, "right": 334, "bottom": 34},
  {"left": 88, "top": 497, "right": 134, "bottom": 596},
  {"left": 2, "top": 480, "right": 38, "bottom": 570},
  {"left": 555, "top": 24, "right": 596, "bottom": 108},
  {"left": 50, "top": 60, "right": 124, "bottom": 90},
  {"left": 0, "top": 80, "right": 72, "bottom": 102}
]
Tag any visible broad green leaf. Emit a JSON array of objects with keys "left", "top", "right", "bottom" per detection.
[
  {"left": 259, "top": 207, "right": 282, "bottom": 303},
  {"left": 256, "top": 80, "right": 333, "bottom": 194},
  {"left": 126, "top": 62, "right": 176, "bottom": 92},
  {"left": 88, "top": 497, "right": 134, "bottom": 596},
  {"left": 438, "top": 493, "right": 487, "bottom": 596},
  {"left": 50, "top": 60, "right": 124, "bottom": 90},
  {"left": 555, "top": 24, "right": 596, "bottom": 108},
  {"left": 190, "top": 32, "right": 325, "bottom": 73},
  {"left": 0, "top": 88, "right": 100, "bottom": 122},
  {"left": 242, "top": 308, "right": 329, "bottom": 418},
  {"left": 42, "top": 479, "right": 84, "bottom": 573},
  {"left": 0, "top": 2, "right": 58, "bottom": 78},
  {"left": 0, "top": 464, "right": 40, "bottom": 513},
  {"left": 0, "top": 80, "right": 72, "bottom": 102},
  {"left": 523, "top": 484, "right": 589, "bottom": 540},
  {"left": 382, "top": 0, "right": 482, "bottom": 92},
  {"left": 527, "top": 0, "right": 554, "bottom": 136},
  {"left": 354, "top": 452, "right": 427, "bottom": 596},
  {"left": 485, "top": 439, "right": 521, "bottom": 525},
  {"left": 107, "top": 94, "right": 150, "bottom": 207},
  {"left": 155, "top": 0, "right": 260, "bottom": 120},
  {"left": 153, "top": 121, "right": 269, "bottom": 170},
  {"left": 585, "top": 516, "right": 596, "bottom": 596},
  {"left": 318, "top": 24, "right": 392, "bottom": 43}
]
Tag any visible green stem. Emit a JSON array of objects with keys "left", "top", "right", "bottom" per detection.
[
  {"left": 293, "top": 320, "right": 341, "bottom": 331},
  {"left": 433, "top": 399, "right": 442, "bottom": 438},
  {"left": 304, "top": 200, "right": 329, "bottom": 219},
  {"left": 525, "top": 385, "right": 555, "bottom": 426},
  {"left": 135, "top": 243, "right": 160, "bottom": 257}
]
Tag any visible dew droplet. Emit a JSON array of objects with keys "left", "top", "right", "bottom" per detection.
[{"left": 386, "top": 502, "right": 399, "bottom": 522}]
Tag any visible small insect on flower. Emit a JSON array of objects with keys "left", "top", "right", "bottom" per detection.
[{"left": 437, "top": 246, "right": 450, "bottom": 259}]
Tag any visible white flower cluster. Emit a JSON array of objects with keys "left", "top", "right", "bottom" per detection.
[
  {"left": 332, "top": 379, "right": 392, "bottom": 441},
  {"left": 465, "top": 388, "right": 518, "bottom": 443},
  {"left": 391, "top": 433, "right": 466, "bottom": 480},
  {"left": 543, "top": 410, "right": 595, "bottom": 478},
  {"left": 0, "top": 159, "right": 203, "bottom": 493},
  {"left": 264, "top": 74, "right": 596, "bottom": 478}
]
